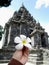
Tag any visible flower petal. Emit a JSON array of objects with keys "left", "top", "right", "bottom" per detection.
[
  {"left": 14, "top": 36, "right": 21, "bottom": 43},
  {"left": 20, "top": 35, "right": 26, "bottom": 40},
  {"left": 15, "top": 44, "right": 23, "bottom": 50},
  {"left": 27, "top": 37, "right": 31, "bottom": 43},
  {"left": 24, "top": 43, "right": 32, "bottom": 50}
]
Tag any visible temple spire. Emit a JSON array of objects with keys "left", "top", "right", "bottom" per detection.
[{"left": 22, "top": 3, "right": 24, "bottom": 7}]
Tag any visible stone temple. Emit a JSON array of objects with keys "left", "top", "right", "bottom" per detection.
[{"left": 0, "top": 5, "right": 49, "bottom": 65}]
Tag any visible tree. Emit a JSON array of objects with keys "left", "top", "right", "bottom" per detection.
[
  {"left": 0, "top": 25, "right": 4, "bottom": 40},
  {"left": 0, "top": 0, "right": 12, "bottom": 7}
]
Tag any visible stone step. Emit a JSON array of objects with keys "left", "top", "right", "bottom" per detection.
[
  {"left": 29, "top": 54, "right": 37, "bottom": 57},
  {"left": 0, "top": 60, "right": 10, "bottom": 63}
]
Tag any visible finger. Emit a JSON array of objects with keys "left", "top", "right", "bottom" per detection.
[
  {"left": 22, "top": 46, "right": 29, "bottom": 56},
  {"left": 22, "top": 46, "right": 29, "bottom": 52}
]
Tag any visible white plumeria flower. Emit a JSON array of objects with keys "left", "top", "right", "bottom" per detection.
[{"left": 14, "top": 35, "right": 32, "bottom": 50}]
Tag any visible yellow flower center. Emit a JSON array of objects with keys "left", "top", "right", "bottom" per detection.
[{"left": 22, "top": 40, "right": 26, "bottom": 44}]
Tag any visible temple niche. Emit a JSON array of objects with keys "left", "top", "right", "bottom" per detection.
[
  {"left": 0, "top": 5, "right": 49, "bottom": 64},
  {"left": 30, "top": 22, "right": 48, "bottom": 48}
]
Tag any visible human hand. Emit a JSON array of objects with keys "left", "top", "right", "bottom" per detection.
[{"left": 12, "top": 46, "right": 29, "bottom": 65}]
